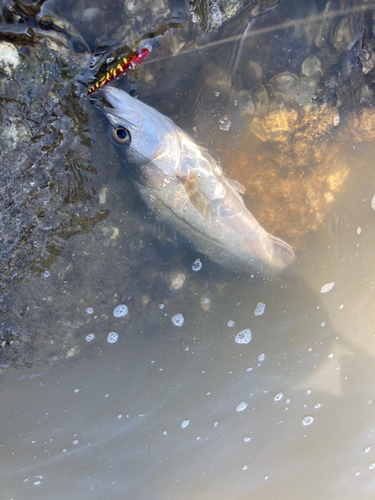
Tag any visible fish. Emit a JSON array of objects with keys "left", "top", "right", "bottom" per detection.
[
  {"left": 97, "top": 86, "right": 296, "bottom": 275},
  {"left": 87, "top": 48, "right": 150, "bottom": 95}
]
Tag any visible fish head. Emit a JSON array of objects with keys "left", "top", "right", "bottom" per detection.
[{"left": 97, "top": 86, "right": 181, "bottom": 175}]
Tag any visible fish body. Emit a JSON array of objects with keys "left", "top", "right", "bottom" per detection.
[{"left": 98, "top": 86, "right": 296, "bottom": 274}]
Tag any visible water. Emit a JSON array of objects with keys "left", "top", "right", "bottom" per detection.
[{"left": 1, "top": 0, "right": 375, "bottom": 499}]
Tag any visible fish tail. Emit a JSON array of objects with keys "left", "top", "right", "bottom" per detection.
[{"left": 268, "top": 234, "right": 296, "bottom": 266}]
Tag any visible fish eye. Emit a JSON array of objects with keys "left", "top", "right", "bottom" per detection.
[{"left": 112, "top": 127, "right": 130, "bottom": 144}]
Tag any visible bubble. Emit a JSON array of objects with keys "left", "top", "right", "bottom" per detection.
[
  {"left": 227, "top": 320, "right": 235, "bottom": 327},
  {"left": 302, "top": 416, "right": 314, "bottom": 426},
  {"left": 244, "top": 437, "right": 251, "bottom": 442},
  {"left": 74, "top": 389, "right": 79, "bottom": 393},
  {"left": 181, "top": 420, "right": 189, "bottom": 428},
  {"left": 365, "top": 446, "right": 371, "bottom": 453},
  {"left": 113, "top": 304, "right": 128, "bottom": 318},
  {"left": 192, "top": 258, "right": 202, "bottom": 271},
  {"left": 117, "top": 414, "right": 122, "bottom": 419},
  {"left": 214, "top": 422, "right": 218, "bottom": 427},
  {"left": 328, "top": 353, "right": 334, "bottom": 358},
  {"left": 34, "top": 480, "right": 41, "bottom": 486},
  {"left": 306, "top": 389, "right": 312, "bottom": 395},
  {"left": 73, "top": 440, "right": 78, "bottom": 444},
  {"left": 85, "top": 333, "right": 95, "bottom": 342},
  {"left": 242, "top": 465, "right": 248, "bottom": 470},
  {"left": 107, "top": 332, "right": 119, "bottom": 343},
  {"left": 369, "top": 463, "right": 375, "bottom": 470},
  {"left": 371, "top": 194, "right": 375, "bottom": 211},
  {"left": 201, "top": 297, "right": 211, "bottom": 310},
  {"left": 258, "top": 353, "right": 265, "bottom": 362},
  {"left": 314, "top": 403, "right": 321, "bottom": 409},
  {"left": 320, "top": 282, "right": 335, "bottom": 293},
  {"left": 320, "top": 322, "right": 325, "bottom": 327},
  {"left": 172, "top": 314, "right": 184, "bottom": 327},
  {"left": 159, "top": 304, "right": 164, "bottom": 309},
  {"left": 43, "top": 271, "right": 50, "bottom": 278},
  {"left": 236, "top": 402, "right": 248, "bottom": 412},
  {"left": 86, "top": 307, "right": 94, "bottom": 314},
  {"left": 214, "top": 91, "right": 220, "bottom": 97},
  {"left": 163, "top": 431, "right": 167, "bottom": 435},
  {"left": 332, "top": 111, "right": 340, "bottom": 126},
  {"left": 274, "top": 392, "right": 283, "bottom": 401},
  {"left": 254, "top": 302, "right": 265, "bottom": 316},
  {"left": 235, "top": 329, "right": 252, "bottom": 344},
  {"left": 219, "top": 117, "right": 231, "bottom": 131},
  {"left": 357, "top": 227, "right": 362, "bottom": 235}
]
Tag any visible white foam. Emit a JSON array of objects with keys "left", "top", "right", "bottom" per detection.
[
  {"left": 113, "top": 304, "right": 128, "bottom": 318},
  {"left": 235, "top": 329, "right": 252, "bottom": 344},
  {"left": 192, "top": 258, "right": 202, "bottom": 271},
  {"left": 302, "top": 416, "right": 314, "bottom": 426},
  {"left": 107, "top": 332, "right": 119, "bottom": 343},
  {"left": 320, "top": 282, "right": 335, "bottom": 293},
  {"left": 172, "top": 314, "right": 184, "bottom": 327},
  {"left": 236, "top": 402, "right": 248, "bottom": 412},
  {"left": 254, "top": 302, "right": 265, "bottom": 316}
]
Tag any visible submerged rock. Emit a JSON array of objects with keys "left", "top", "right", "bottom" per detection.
[
  {"left": 269, "top": 72, "right": 317, "bottom": 107},
  {"left": 301, "top": 55, "right": 322, "bottom": 79}
]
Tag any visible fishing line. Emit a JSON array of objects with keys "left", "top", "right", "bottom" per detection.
[{"left": 142, "top": 3, "right": 375, "bottom": 65}]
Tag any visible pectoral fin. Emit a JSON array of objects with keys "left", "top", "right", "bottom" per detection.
[
  {"left": 226, "top": 178, "right": 246, "bottom": 195},
  {"left": 177, "top": 172, "right": 212, "bottom": 218}
]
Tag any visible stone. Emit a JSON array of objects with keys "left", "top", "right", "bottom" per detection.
[
  {"left": 269, "top": 72, "right": 317, "bottom": 107},
  {"left": 302, "top": 55, "right": 322, "bottom": 78},
  {"left": 0, "top": 42, "right": 20, "bottom": 77}
]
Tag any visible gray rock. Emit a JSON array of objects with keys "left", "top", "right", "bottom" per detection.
[
  {"left": 332, "top": 17, "right": 362, "bottom": 52},
  {"left": 252, "top": 85, "right": 269, "bottom": 116},
  {"left": 270, "top": 72, "right": 316, "bottom": 107},
  {"left": 301, "top": 55, "right": 322, "bottom": 78},
  {"left": 314, "top": 0, "right": 332, "bottom": 48}
]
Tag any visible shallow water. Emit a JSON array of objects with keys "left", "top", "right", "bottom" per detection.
[{"left": 1, "top": 0, "right": 375, "bottom": 498}]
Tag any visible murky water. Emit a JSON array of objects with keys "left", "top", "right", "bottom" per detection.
[{"left": 1, "top": 0, "right": 375, "bottom": 498}]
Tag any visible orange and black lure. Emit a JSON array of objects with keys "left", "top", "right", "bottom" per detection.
[{"left": 87, "top": 48, "right": 150, "bottom": 95}]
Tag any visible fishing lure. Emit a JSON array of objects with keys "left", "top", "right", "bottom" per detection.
[{"left": 87, "top": 48, "right": 150, "bottom": 95}]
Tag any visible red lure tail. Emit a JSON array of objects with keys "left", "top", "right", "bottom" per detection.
[{"left": 87, "top": 48, "right": 150, "bottom": 95}]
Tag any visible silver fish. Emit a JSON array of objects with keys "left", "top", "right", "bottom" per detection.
[{"left": 97, "top": 86, "right": 296, "bottom": 274}]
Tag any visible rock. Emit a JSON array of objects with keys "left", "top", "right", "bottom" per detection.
[
  {"left": 318, "top": 45, "right": 340, "bottom": 69},
  {"left": 349, "top": 108, "right": 375, "bottom": 142},
  {"left": 0, "top": 42, "right": 20, "bottom": 77},
  {"left": 124, "top": 0, "right": 170, "bottom": 22},
  {"left": 252, "top": 84, "right": 269, "bottom": 116},
  {"left": 248, "top": 60, "right": 262, "bottom": 81},
  {"left": 332, "top": 17, "right": 362, "bottom": 52},
  {"left": 301, "top": 55, "right": 322, "bottom": 78},
  {"left": 269, "top": 72, "right": 317, "bottom": 106},
  {"left": 314, "top": 0, "right": 332, "bottom": 48}
]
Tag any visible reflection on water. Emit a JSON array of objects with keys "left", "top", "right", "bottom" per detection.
[{"left": 1, "top": 0, "right": 375, "bottom": 498}]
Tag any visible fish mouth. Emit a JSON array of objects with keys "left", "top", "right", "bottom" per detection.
[{"left": 96, "top": 86, "right": 143, "bottom": 129}]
